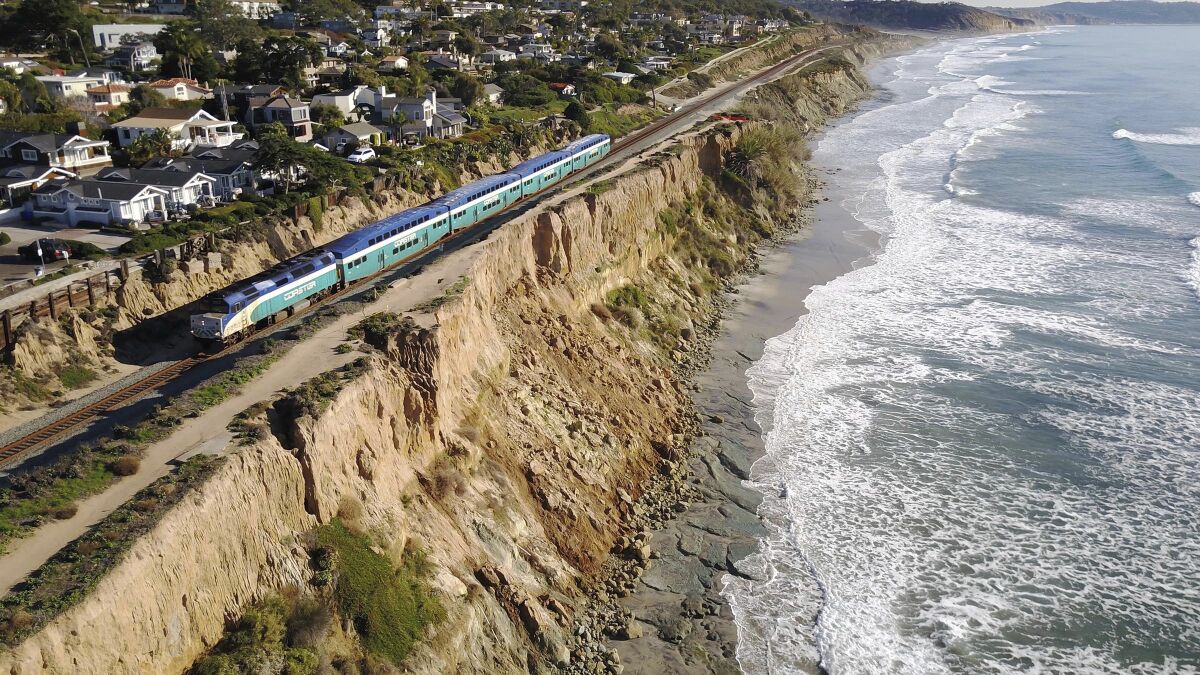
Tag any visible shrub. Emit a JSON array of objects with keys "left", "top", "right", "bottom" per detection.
[
  {"left": 315, "top": 520, "right": 444, "bottom": 665},
  {"left": 0, "top": 232, "right": 11, "bottom": 246},
  {"left": 110, "top": 455, "right": 141, "bottom": 476},
  {"left": 589, "top": 303, "right": 612, "bottom": 320},
  {"left": 50, "top": 503, "right": 78, "bottom": 520},
  {"left": 57, "top": 365, "right": 96, "bottom": 390}
]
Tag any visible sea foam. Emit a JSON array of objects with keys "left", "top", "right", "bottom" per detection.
[{"left": 1113, "top": 127, "right": 1200, "bottom": 146}]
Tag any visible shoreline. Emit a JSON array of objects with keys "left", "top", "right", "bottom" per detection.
[{"left": 602, "top": 121, "right": 886, "bottom": 672}]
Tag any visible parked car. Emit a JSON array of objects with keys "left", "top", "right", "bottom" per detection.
[
  {"left": 18, "top": 238, "right": 72, "bottom": 262},
  {"left": 346, "top": 147, "right": 376, "bottom": 164}
]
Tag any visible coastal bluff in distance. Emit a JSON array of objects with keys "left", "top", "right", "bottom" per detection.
[{"left": 787, "top": 0, "right": 1036, "bottom": 32}]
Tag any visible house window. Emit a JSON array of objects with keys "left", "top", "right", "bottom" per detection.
[{"left": 21, "top": 149, "right": 37, "bottom": 162}]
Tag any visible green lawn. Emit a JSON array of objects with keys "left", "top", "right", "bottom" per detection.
[{"left": 487, "top": 99, "right": 568, "bottom": 124}]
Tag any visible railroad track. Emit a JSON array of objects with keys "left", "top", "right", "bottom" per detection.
[
  {"left": 0, "top": 355, "right": 204, "bottom": 467},
  {"left": 0, "top": 43, "right": 841, "bottom": 471}
]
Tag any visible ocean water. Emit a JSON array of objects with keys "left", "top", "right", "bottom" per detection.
[{"left": 724, "top": 26, "right": 1200, "bottom": 674}]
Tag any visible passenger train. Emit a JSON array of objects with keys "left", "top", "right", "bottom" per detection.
[{"left": 190, "top": 134, "right": 612, "bottom": 345}]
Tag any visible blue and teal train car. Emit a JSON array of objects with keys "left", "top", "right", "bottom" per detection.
[
  {"left": 190, "top": 250, "right": 339, "bottom": 342},
  {"left": 430, "top": 174, "right": 520, "bottom": 232}
]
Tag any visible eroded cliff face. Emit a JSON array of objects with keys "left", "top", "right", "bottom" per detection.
[{"left": 0, "top": 50, "right": 895, "bottom": 674}]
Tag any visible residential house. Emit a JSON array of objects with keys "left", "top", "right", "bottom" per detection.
[
  {"left": 147, "top": 78, "right": 213, "bottom": 101},
  {"left": 447, "top": 1, "right": 504, "bottom": 17},
  {"left": 478, "top": 49, "right": 516, "bottom": 65},
  {"left": 325, "top": 122, "right": 387, "bottom": 151},
  {"left": 27, "top": 179, "right": 169, "bottom": 228},
  {"left": 95, "top": 167, "right": 217, "bottom": 212},
  {"left": 230, "top": 0, "right": 281, "bottom": 18},
  {"left": 111, "top": 108, "right": 243, "bottom": 150},
  {"left": 217, "top": 83, "right": 287, "bottom": 115},
  {"left": 0, "top": 133, "right": 113, "bottom": 175},
  {"left": 548, "top": 82, "right": 576, "bottom": 97},
  {"left": 425, "top": 54, "right": 462, "bottom": 71},
  {"left": 0, "top": 54, "right": 37, "bottom": 75},
  {"left": 641, "top": 56, "right": 673, "bottom": 71},
  {"left": 247, "top": 95, "right": 313, "bottom": 142},
  {"left": 482, "top": 83, "right": 504, "bottom": 105},
  {"left": 36, "top": 75, "right": 103, "bottom": 100},
  {"left": 0, "top": 166, "right": 76, "bottom": 207},
  {"left": 602, "top": 72, "right": 637, "bottom": 85},
  {"left": 91, "top": 23, "right": 166, "bottom": 50},
  {"left": 104, "top": 42, "right": 159, "bottom": 71},
  {"left": 88, "top": 84, "right": 132, "bottom": 112},
  {"left": 328, "top": 41, "right": 352, "bottom": 57},
  {"left": 384, "top": 90, "right": 464, "bottom": 140},
  {"left": 432, "top": 30, "right": 458, "bottom": 47},
  {"left": 378, "top": 54, "right": 410, "bottom": 72},
  {"left": 519, "top": 44, "right": 555, "bottom": 59},
  {"left": 562, "top": 52, "right": 596, "bottom": 69},
  {"left": 362, "top": 27, "right": 390, "bottom": 49},
  {"left": 69, "top": 67, "right": 126, "bottom": 86},
  {"left": 143, "top": 153, "right": 255, "bottom": 201},
  {"left": 153, "top": 0, "right": 188, "bottom": 14},
  {"left": 311, "top": 86, "right": 371, "bottom": 118}
]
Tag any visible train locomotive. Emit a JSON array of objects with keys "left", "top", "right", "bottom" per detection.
[{"left": 190, "top": 134, "right": 611, "bottom": 345}]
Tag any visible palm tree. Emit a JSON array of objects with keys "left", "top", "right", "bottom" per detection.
[{"left": 155, "top": 23, "right": 206, "bottom": 81}]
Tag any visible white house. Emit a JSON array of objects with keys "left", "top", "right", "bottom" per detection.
[
  {"left": 230, "top": 0, "right": 281, "bottom": 18},
  {"left": 602, "top": 71, "right": 637, "bottom": 85},
  {"left": 482, "top": 83, "right": 504, "bottom": 105},
  {"left": 95, "top": 167, "right": 217, "bottom": 212},
  {"left": 87, "top": 84, "right": 132, "bottom": 112},
  {"left": 111, "top": 108, "right": 243, "bottom": 150},
  {"left": 146, "top": 78, "right": 213, "bottom": 101},
  {"left": 35, "top": 75, "right": 104, "bottom": 100},
  {"left": 0, "top": 133, "right": 113, "bottom": 174},
  {"left": 27, "top": 179, "right": 170, "bottom": 228},
  {"left": 378, "top": 54, "right": 409, "bottom": 72},
  {"left": 91, "top": 23, "right": 167, "bottom": 50},
  {"left": 478, "top": 49, "right": 516, "bottom": 65}
]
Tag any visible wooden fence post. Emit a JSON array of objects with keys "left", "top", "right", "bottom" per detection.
[
  {"left": 105, "top": 270, "right": 112, "bottom": 294},
  {"left": 66, "top": 283, "right": 76, "bottom": 308},
  {"left": 87, "top": 277, "right": 96, "bottom": 305},
  {"left": 2, "top": 310, "right": 11, "bottom": 352},
  {"left": 48, "top": 292, "right": 58, "bottom": 320}
]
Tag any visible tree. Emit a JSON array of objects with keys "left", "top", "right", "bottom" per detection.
[
  {"left": 594, "top": 33, "right": 624, "bottom": 60},
  {"left": 231, "top": 41, "right": 265, "bottom": 84},
  {"left": 254, "top": 123, "right": 308, "bottom": 193},
  {"left": 452, "top": 35, "right": 479, "bottom": 63},
  {"left": 154, "top": 22, "right": 206, "bottom": 81},
  {"left": 127, "top": 128, "right": 178, "bottom": 165},
  {"left": 386, "top": 111, "right": 408, "bottom": 143},
  {"left": 310, "top": 102, "right": 345, "bottom": 131},
  {"left": 261, "top": 36, "right": 323, "bottom": 92},
  {"left": 495, "top": 73, "right": 554, "bottom": 108},
  {"left": 564, "top": 101, "right": 590, "bottom": 130},
  {"left": 123, "top": 85, "right": 169, "bottom": 117},
  {"left": 0, "top": 80, "right": 20, "bottom": 113},
  {"left": 191, "top": 0, "right": 263, "bottom": 50},
  {"left": 447, "top": 72, "right": 484, "bottom": 106},
  {"left": 10, "top": 0, "right": 91, "bottom": 53},
  {"left": 288, "top": 0, "right": 365, "bottom": 26},
  {"left": 256, "top": 122, "right": 360, "bottom": 193}
]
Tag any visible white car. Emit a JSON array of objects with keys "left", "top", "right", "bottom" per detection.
[{"left": 346, "top": 147, "right": 376, "bottom": 163}]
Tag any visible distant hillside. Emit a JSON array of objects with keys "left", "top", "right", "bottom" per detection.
[
  {"left": 789, "top": 0, "right": 1036, "bottom": 32},
  {"left": 989, "top": 1, "right": 1200, "bottom": 25}
]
